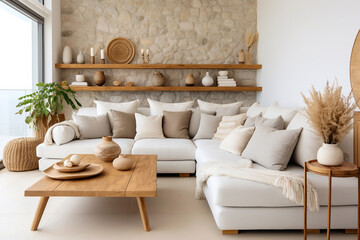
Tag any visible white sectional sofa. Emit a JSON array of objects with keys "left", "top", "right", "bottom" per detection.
[{"left": 36, "top": 104, "right": 358, "bottom": 232}]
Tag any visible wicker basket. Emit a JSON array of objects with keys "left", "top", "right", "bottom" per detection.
[{"left": 3, "top": 137, "right": 42, "bottom": 171}]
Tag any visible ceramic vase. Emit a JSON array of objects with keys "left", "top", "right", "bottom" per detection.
[
  {"left": 317, "top": 143, "right": 344, "bottom": 166},
  {"left": 94, "top": 71, "right": 106, "bottom": 86},
  {"left": 113, "top": 155, "right": 132, "bottom": 170},
  {"left": 245, "top": 50, "right": 251, "bottom": 65},
  {"left": 62, "top": 46, "right": 72, "bottom": 64},
  {"left": 202, "top": 72, "right": 214, "bottom": 87},
  {"left": 77, "top": 51, "right": 85, "bottom": 64},
  {"left": 151, "top": 72, "right": 165, "bottom": 86},
  {"left": 94, "top": 136, "right": 121, "bottom": 162},
  {"left": 238, "top": 49, "right": 245, "bottom": 64},
  {"left": 185, "top": 74, "right": 195, "bottom": 86}
]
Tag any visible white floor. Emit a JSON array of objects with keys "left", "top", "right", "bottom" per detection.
[{"left": 0, "top": 169, "right": 357, "bottom": 240}]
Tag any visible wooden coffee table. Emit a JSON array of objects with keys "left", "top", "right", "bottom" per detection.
[{"left": 25, "top": 154, "right": 157, "bottom": 231}]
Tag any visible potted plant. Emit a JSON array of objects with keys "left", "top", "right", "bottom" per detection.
[
  {"left": 302, "top": 81, "right": 355, "bottom": 166},
  {"left": 16, "top": 82, "right": 82, "bottom": 140}
]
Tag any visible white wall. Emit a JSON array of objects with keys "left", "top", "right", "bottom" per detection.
[{"left": 257, "top": 0, "right": 360, "bottom": 162}]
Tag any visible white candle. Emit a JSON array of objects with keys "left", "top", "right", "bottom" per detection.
[
  {"left": 101, "top": 49, "right": 104, "bottom": 59},
  {"left": 90, "top": 48, "right": 94, "bottom": 57},
  {"left": 141, "top": 48, "right": 144, "bottom": 55},
  {"left": 146, "top": 49, "right": 149, "bottom": 55}
]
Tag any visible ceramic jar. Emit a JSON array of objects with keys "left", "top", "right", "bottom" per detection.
[
  {"left": 94, "top": 136, "right": 121, "bottom": 162},
  {"left": 238, "top": 49, "right": 245, "bottom": 64},
  {"left": 151, "top": 72, "right": 165, "bottom": 86},
  {"left": 185, "top": 74, "right": 195, "bottom": 86},
  {"left": 77, "top": 51, "right": 85, "bottom": 64},
  {"left": 317, "top": 143, "right": 344, "bottom": 166},
  {"left": 201, "top": 72, "right": 214, "bottom": 87},
  {"left": 94, "top": 71, "right": 106, "bottom": 86},
  {"left": 75, "top": 75, "right": 85, "bottom": 82},
  {"left": 113, "top": 155, "right": 132, "bottom": 170},
  {"left": 62, "top": 46, "right": 72, "bottom": 64}
]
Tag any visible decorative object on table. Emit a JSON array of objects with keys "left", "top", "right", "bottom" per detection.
[
  {"left": 75, "top": 74, "right": 85, "bottom": 82},
  {"left": 238, "top": 49, "right": 245, "bottom": 64},
  {"left": 185, "top": 74, "right": 195, "bottom": 86},
  {"left": 302, "top": 81, "right": 356, "bottom": 166},
  {"left": 76, "top": 51, "right": 85, "bottom": 64},
  {"left": 151, "top": 71, "right": 165, "bottom": 87},
  {"left": 201, "top": 72, "right": 214, "bottom": 87},
  {"left": 69, "top": 155, "right": 81, "bottom": 165},
  {"left": 94, "top": 71, "right": 106, "bottom": 86},
  {"left": 3, "top": 137, "right": 42, "bottom": 171},
  {"left": 217, "top": 71, "right": 236, "bottom": 87},
  {"left": 245, "top": 31, "right": 258, "bottom": 65},
  {"left": 106, "top": 37, "right": 135, "bottom": 64},
  {"left": 113, "top": 155, "right": 133, "bottom": 170},
  {"left": 44, "top": 163, "right": 103, "bottom": 180},
  {"left": 90, "top": 47, "right": 95, "bottom": 64},
  {"left": 64, "top": 159, "right": 73, "bottom": 168},
  {"left": 53, "top": 161, "right": 90, "bottom": 173},
  {"left": 62, "top": 46, "right": 72, "bottom": 64},
  {"left": 100, "top": 49, "right": 105, "bottom": 64},
  {"left": 112, "top": 80, "right": 122, "bottom": 86},
  {"left": 61, "top": 80, "right": 68, "bottom": 86},
  {"left": 125, "top": 82, "right": 135, "bottom": 87},
  {"left": 94, "top": 136, "right": 121, "bottom": 162},
  {"left": 16, "top": 82, "right": 81, "bottom": 140}
]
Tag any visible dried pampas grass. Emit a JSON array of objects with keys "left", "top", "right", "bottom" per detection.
[
  {"left": 245, "top": 31, "right": 258, "bottom": 51},
  {"left": 301, "top": 81, "right": 356, "bottom": 144}
]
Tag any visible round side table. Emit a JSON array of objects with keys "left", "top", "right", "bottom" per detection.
[{"left": 304, "top": 160, "right": 359, "bottom": 240}]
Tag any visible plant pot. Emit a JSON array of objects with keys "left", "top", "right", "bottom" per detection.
[
  {"left": 94, "top": 136, "right": 121, "bottom": 162},
  {"left": 317, "top": 143, "right": 344, "bottom": 166},
  {"left": 94, "top": 71, "right": 106, "bottom": 86},
  {"left": 35, "top": 114, "right": 65, "bottom": 141},
  {"left": 202, "top": 72, "right": 214, "bottom": 87}
]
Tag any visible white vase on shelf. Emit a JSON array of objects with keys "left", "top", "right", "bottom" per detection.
[
  {"left": 77, "top": 51, "right": 85, "bottom": 64},
  {"left": 317, "top": 143, "right": 344, "bottom": 166},
  {"left": 202, "top": 72, "right": 214, "bottom": 87},
  {"left": 62, "top": 46, "right": 72, "bottom": 64}
]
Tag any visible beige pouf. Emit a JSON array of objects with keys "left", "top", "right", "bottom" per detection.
[{"left": 3, "top": 137, "right": 42, "bottom": 171}]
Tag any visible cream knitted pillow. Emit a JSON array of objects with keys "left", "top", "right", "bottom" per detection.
[{"left": 213, "top": 113, "right": 247, "bottom": 141}]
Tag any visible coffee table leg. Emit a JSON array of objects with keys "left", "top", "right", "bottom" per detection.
[
  {"left": 31, "top": 196, "right": 49, "bottom": 231},
  {"left": 137, "top": 197, "right": 150, "bottom": 231}
]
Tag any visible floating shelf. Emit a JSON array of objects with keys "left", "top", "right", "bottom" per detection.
[
  {"left": 68, "top": 86, "right": 262, "bottom": 92},
  {"left": 55, "top": 64, "right": 262, "bottom": 69}
]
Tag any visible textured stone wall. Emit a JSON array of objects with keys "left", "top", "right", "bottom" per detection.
[{"left": 60, "top": 0, "right": 258, "bottom": 118}]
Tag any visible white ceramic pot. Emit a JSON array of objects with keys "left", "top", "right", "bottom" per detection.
[
  {"left": 317, "top": 143, "right": 344, "bottom": 166},
  {"left": 62, "top": 46, "right": 72, "bottom": 64},
  {"left": 75, "top": 74, "right": 85, "bottom": 82},
  {"left": 77, "top": 51, "right": 85, "bottom": 64},
  {"left": 202, "top": 72, "right": 214, "bottom": 87},
  {"left": 218, "top": 71, "right": 228, "bottom": 77}
]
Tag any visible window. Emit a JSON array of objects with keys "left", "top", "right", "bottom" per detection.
[{"left": 0, "top": 0, "right": 44, "bottom": 158}]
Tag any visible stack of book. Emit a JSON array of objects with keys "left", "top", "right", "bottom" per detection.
[
  {"left": 217, "top": 75, "right": 236, "bottom": 87},
  {"left": 70, "top": 82, "right": 88, "bottom": 86}
]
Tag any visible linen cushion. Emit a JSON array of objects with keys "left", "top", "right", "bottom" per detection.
[
  {"left": 163, "top": 111, "right": 192, "bottom": 138},
  {"left": 52, "top": 126, "right": 75, "bottom": 146},
  {"left": 147, "top": 98, "right": 193, "bottom": 116},
  {"left": 286, "top": 111, "right": 323, "bottom": 167},
  {"left": 134, "top": 113, "right": 164, "bottom": 141},
  {"left": 193, "top": 113, "right": 222, "bottom": 140},
  {"left": 197, "top": 100, "right": 242, "bottom": 114},
  {"left": 242, "top": 125, "right": 302, "bottom": 170},
  {"left": 246, "top": 102, "right": 267, "bottom": 117},
  {"left": 111, "top": 110, "right": 136, "bottom": 138},
  {"left": 255, "top": 115, "right": 285, "bottom": 130},
  {"left": 74, "top": 114, "right": 111, "bottom": 139},
  {"left": 216, "top": 106, "right": 240, "bottom": 116},
  {"left": 243, "top": 113, "right": 261, "bottom": 127},
  {"left": 220, "top": 126, "right": 255, "bottom": 155},
  {"left": 189, "top": 108, "right": 215, "bottom": 138},
  {"left": 213, "top": 114, "right": 247, "bottom": 141},
  {"left": 263, "top": 101, "right": 297, "bottom": 127}
]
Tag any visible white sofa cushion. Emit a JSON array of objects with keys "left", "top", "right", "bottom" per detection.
[
  {"left": 77, "top": 107, "right": 97, "bottom": 116},
  {"left": 147, "top": 98, "right": 194, "bottom": 116},
  {"left": 52, "top": 126, "right": 75, "bottom": 146},
  {"left": 37, "top": 138, "right": 134, "bottom": 159},
  {"left": 220, "top": 126, "right": 255, "bottom": 155},
  {"left": 197, "top": 99, "right": 242, "bottom": 113},
  {"left": 213, "top": 114, "right": 247, "bottom": 141},
  {"left": 134, "top": 113, "right": 165, "bottom": 140},
  {"left": 246, "top": 102, "right": 267, "bottom": 117},
  {"left": 263, "top": 101, "right": 297, "bottom": 127},
  {"left": 132, "top": 139, "right": 196, "bottom": 160}
]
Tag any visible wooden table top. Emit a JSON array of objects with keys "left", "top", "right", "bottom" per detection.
[
  {"left": 306, "top": 160, "right": 358, "bottom": 177},
  {"left": 25, "top": 154, "right": 157, "bottom": 198}
]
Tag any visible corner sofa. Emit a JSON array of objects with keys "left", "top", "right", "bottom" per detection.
[{"left": 36, "top": 102, "right": 358, "bottom": 232}]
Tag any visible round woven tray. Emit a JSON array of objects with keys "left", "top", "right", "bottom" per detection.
[
  {"left": 106, "top": 37, "right": 135, "bottom": 64},
  {"left": 3, "top": 137, "right": 42, "bottom": 171}
]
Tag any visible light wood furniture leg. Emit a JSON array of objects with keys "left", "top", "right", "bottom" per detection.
[
  {"left": 31, "top": 196, "right": 49, "bottom": 231},
  {"left": 221, "top": 230, "right": 238, "bottom": 234},
  {"left": 304, "top": 164, "right": 307, "bottom": 240},
  {"left": 327, "top": 171, "right": 332, "bottom": 240},
  {"left": 137, "top": 197, "right": 150, "bottom": 231},
  {"left": 179, "top": 173, "right": 190, "bottom": 177}
]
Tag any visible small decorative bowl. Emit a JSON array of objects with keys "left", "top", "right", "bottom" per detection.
[
  {"left": 113, "top": 80, "right": 122, "bottom": 86},
  {"left": 218, "top": 71, "right": 228, "bottom": 76}
]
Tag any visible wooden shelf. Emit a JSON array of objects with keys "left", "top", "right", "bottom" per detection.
[
  {"left": 67, "top": 86, "right": 262, "bottom": 92},
  {"left": 55, "top": 64, "right": 262, "bottom": 69}
]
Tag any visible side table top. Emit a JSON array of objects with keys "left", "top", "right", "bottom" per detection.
[{"left": 306, "top": 160, "right": 358, "bottom": 177}]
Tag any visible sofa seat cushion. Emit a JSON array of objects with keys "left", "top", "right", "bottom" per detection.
[
  {"left": 132, "top": 139, "right": 196, "bottom": 160},
  {"left": 37, "top": 138, "right": 134, "bottom": 159}
]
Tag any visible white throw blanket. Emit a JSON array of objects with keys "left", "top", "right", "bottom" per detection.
[
  {"left": 44, "top": 120, "right": 80, "bottom": 145},
  {"left": 196, "top": 160, "right": 319, "bottom": 212}
]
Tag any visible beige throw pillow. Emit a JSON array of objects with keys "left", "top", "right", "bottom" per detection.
[
  {"left": 189, "top": 108, "right": 215, "bottom": 138},
  {"left": 197, "top": 99, "right": 242, "bottom": 113},
  {"left": 213, "top": 113, "right": 247, "bottom": 141},
  {"left": 134, "top": 113, "right": 164, "bottom": 141},
  {"left": 74, "top": 114, "right": 111, "bottom": 139},
  {"left": 263, "top": 101, "right": 297, "bottom": 127},
  {"left": 111, "top": 110, "right": 136, "bottom": 138},
  {"left": 220, "top": 126, "right": 255, "bottom": 155},
  {"left": 193, "top": 113, "right": 222, "bottom": 140},
  {"left": 163, "top": 111, "right": 192, "bottom": 139},
  {"left": 147, "top": 98, "right": 194, "bottom": 116}
]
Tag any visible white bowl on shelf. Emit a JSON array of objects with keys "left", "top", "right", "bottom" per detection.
[
  {"left": 218, "top": 71, "right": 228, "bottom": 76},
  {"left": 75, "top": 75, "right": 86, "bottom": 82}
]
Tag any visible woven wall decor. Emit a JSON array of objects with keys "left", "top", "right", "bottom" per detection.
[{"left": 106, "top": 37, "right": 135, "bottom": 64}]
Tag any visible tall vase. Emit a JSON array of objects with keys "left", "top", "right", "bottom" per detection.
[
  {"left": 94, "top": 136, "right": 121, "bottom": 162},
  {"left": 245, "top": 50, "right": 251, "bottom": 65},
  {"left": 317, "top": 143, "right": 344, "bottom": 166},
  {"left": 77, "top": 51, "right": 85, "bottom": 64},
  {"left": 62, "top": 46, "right": 72, "bottom": 64},
  {"left": 94, "top": 71, "right": 106, "bottom": 86},
  {"left": 201, "top": 72, "right": 214, "bottom": 87}
]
